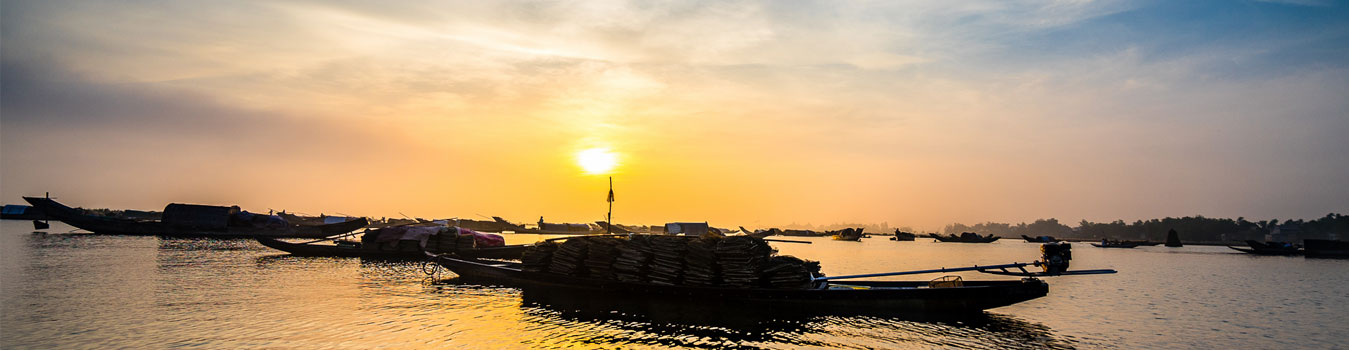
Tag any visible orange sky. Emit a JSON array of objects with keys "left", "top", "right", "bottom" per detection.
[{"left": 3, "top": 1, "right": 1347, "bottom": 230}]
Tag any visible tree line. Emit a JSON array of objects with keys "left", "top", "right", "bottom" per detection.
[{"left": 942, "top": 213, "right": 1348, "bottom": 242}]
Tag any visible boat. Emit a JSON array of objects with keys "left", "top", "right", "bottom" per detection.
[
  {"left": 1164, "top": 229, "right": 1183, "bottom": 247},
  {"left": 1228, "top": 240, "right": 1301, "bottom": 255},
  {"left": 433, "top": 237, "right": 1114, "bottom": 313},
  {"left": 433, "top": 255, "right": 1049, "bottom": 312},
  {"left": 928, "top": 232, "right": 1000, "bottom": 243},
  {"left": 831, "top": 228, "right": 865, "bottom": 241},
  {"left": 1304, "top": 239, "right": 1349, "bottom": 258},
  {"left": 1021, "top": 235, "right": 1060, "bottom": 243},
  {"left": 891, "top": 230, "right": 917, "bottom": 241},
  {"left": 1090, "top": 240, "right": 1142, "bottom": 248},
  {"left": 24, "top": 197, "right": 367, "bottom": 238},
  {"left": 256, "top": 237, "right": 527, "bottom": 260}
]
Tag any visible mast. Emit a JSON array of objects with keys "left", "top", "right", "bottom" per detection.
[{"left": 606, "top": 177, "right": 614, "bottom": 234}]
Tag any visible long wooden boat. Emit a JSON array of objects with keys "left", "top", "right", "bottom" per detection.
[
  {"left": 256, "top": 237, "right": 527, "bottom": 260},
  {"left": 25, "top": 197, "right": 366, "bottom": 238},
  {"left": 891, "top": 230, "right": 917, "bottom": 241},
  {"left": 432, "top": 255, "right": 1050, "bottom": 312},
  {"left": 1091, "top": 241, "right": 1142, "bottom": 248},
  {"left": 928, "top": 233, "right": 1000, "bottom": 243},
  {"left": 1304, "top": 239, "right": 1349, "bottom": 258},
  {"left": 1228, "top": 240, "right": 1301, "bottom": 256}
]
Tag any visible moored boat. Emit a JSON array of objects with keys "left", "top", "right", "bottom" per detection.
[
  {"left": 24, "top": 197, "right": 367, "bottom": 238},
  {"left": 1228, "top": 240, "right": 1301, "bottom": 255},
  {"left": 433, "top": 255, "right": 1050, "bottom": 312},
  {"left": 1091, "top": 240, "right": 1142, "bottom": 248},
  {"left": 929, "top": 232, "right": 1000, "bottom": 243},
  {"left": 1303, "top": 239, "right": 1349, "bottom": 258},
  {"left": 891, "top": 230, "right": 917, "bottom": 241},
  {"left": 831, "top": 228, "right": 865, "bottom": 241}
]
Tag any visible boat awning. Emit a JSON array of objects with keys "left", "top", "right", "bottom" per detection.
[
  {"left": 2, "top": 205, "right": 31, "bottom": 215},
  {"left": 665, "top": 222, "right": 709, "bottom": 236}
]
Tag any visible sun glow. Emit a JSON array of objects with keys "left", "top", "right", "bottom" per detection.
[{"left": 576, "top": 148, "right": 618, "bottom": 175}]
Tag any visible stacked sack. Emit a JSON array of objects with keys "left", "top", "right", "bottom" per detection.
[
  {"left": 548, "top": 239, "right": 589, "bottom": 276},
  {"left": 516, "top": 234, "right": 824, "bottom": 289},
  {"left": 425, "top": 227, "right": 459, "bottom": 254},
  {"left": 612, "top": 235, "right": 653, "bottom": 283},
  {"left": 521, "top": 241, "right": 558, "bottom": 272},
  {"left": 647, "top": 236, "right": 688, "bottom": 285},
  {"left": 682, "top": 238, "right": 719, "bottom": 286},
  {"left": 715, "top": 236, "right": 773, "bottom": 288},
  {"left": 762, "top": 256, "right": 822, "bottom": 289},
  {"left": 584, "top": 237, "right": 623, "bottom": 280}
]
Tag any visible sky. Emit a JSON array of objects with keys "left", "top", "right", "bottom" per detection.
[{"left": 2, "top": 0, "right": 1347, "bottom": 230}]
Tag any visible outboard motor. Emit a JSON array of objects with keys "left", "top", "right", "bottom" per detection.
[{"left": 1039, "top": 242, "right": 1072, "bottom": 274}]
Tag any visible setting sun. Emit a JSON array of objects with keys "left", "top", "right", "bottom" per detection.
[{"left": 576, "top": 148, "right": 618, "bottom": 175}]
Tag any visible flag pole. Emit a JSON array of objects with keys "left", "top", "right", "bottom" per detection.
[{"left": 606, "top": 177, "right": 613, "bottom": 234}]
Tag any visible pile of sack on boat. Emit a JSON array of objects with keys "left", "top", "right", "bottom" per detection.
[
  {"left": 521, "top": 235, "right": 823, "bottom": 289},
  {"left": 360, "top": 225, "right": 505, "bottom": 252}
]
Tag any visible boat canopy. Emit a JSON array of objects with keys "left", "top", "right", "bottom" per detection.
[
  {"left": 162, "top": 203, "right": 239, "bottom": 230},
  {"left": 665, "top": 222, "right": 709, "bottom": 236},
  {"left": 2, "top": 205, "right": 32, "bottom": 215}
]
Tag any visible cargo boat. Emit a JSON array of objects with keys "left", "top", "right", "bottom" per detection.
[
  {"left": 432, "top": 255, "right": 1051, "bottom": 312},
  {"left": 25, "top": 197, "right": 366, "bottom": 238}
]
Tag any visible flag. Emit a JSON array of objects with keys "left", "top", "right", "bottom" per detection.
[{"left": 607, "top": 177, "right": 615, "bottom": 203}]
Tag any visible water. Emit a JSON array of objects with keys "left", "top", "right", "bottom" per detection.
[{"left": 3, "top": 221, "right": 1346, "bottom": 349}]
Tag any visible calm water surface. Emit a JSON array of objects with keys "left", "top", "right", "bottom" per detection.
[{"left": 2, "top": 221, "right": 1346, "bottom": 349}]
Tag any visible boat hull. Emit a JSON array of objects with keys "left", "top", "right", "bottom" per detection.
[
  {"left": 1091, "top": 242, "right": 1141, "bottom": 248},
  {"left": 433, "top": 255, "right": 1049, "bottom": 312},
  {"left": 928, "top": 234, "right": 1000, "bottom": 243}
]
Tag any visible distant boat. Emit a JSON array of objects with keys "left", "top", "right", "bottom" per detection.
[
  {"left": 1091, "top": 240, "right": 1142, "bottom": 248},
  {"left": 890, "top": 230, "right": 917, "bottom": 241},
  {"left": 1165, "top": 229, "right": 1183, "bottom": 247},
  {"left": 928, "top": 232, "right": 1000, "bottom": 243},
  {"left": 1228, "top": 240, "right": 1301, "bottom": 255},
  {"left": 1021, "top": 235, "right": 1060, "bottom": 243},
  {"left": 831, "top": 228, "right": 865, "bottom": 241},
  {"left": 25, "top": 197, "right": 367, "bottom": 238},
  {"left": 1304, "top": 239, "right": 1349, "bottom": 259}
]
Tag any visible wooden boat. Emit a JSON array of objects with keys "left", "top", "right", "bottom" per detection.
[
  {"left": 1164, "top": 229, "right": 1183, "bottom": 247},
  {"left": 1304, "top": 239, "right": 1349, "bottom": 258},
  {"left": 831, "top": 228, "right": 865, "bottom": 241},
  {"left": 256, "top": 237, "right": 527, "bottom": 260},
  {"left": 1228, "top": 240, "right": 1301, "bottom": 255},
  {"left": 1021, "top": 235, "right": 1060, "bottom": 243},
  {"left": 24, "top": 197, "right": 367, "bottom": 238},
  {"left": 1091, "top": 240, "right": 1142, "bottom": 248},
  {"left": 432, "top": 254, "right": 1050, "bottom": 312},
  {"left": 928, "top": 232, "right": 1000, "bottom": 243},
  {"left": 891, "top": 230, "right": 917, "bottom": 241}
]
